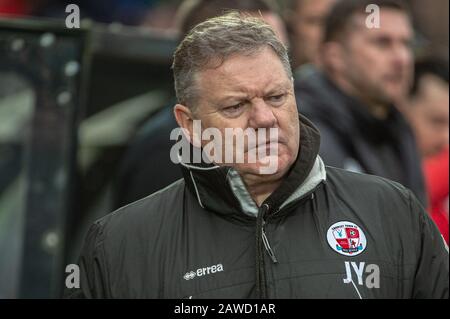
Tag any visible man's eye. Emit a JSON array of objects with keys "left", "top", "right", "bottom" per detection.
[
  {"left": 267, "top": 94, "right": 285, "bottom": 104},
  {"left": 224, "top": 103, "right": 243, "bottom": 110},
  {"left": 373, "top": 37, "right": 390, "bottom": 48},
  {"left": 222, "top": 103, "right": 244, "bottom": 116}
]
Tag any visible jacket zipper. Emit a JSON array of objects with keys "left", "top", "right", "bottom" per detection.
[
  {"left": 261, "top": 190, "right": 320, "bottom": 263},
  {"left": 256, "top": 204, "right": 268, "bottom": 298},
  {"left": 262, "top": 192, "right": 317, "bottom": 264},
  {"left": 255, "top": 187, "right": 320, "bottom": 298},
  {"left": 262, "top": 220, "right": 278, "bottom": 263}
]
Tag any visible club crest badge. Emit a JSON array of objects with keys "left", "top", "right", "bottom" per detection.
[{"left": 327, "top": 221, "right": 367, "bottom": 256}]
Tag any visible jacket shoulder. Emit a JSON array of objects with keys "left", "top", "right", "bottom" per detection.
[
  {"left": 324, "top": 165, "right": 419, "bottom": 226},
  {"left": 96, "top": 179, "right": 186, "bottom": 239},
  {"left": 66, "top": 179, "right": 187, "bottom": 298},
  {"left": 325, "top": 165, "right": 411, "bottom": 197}
]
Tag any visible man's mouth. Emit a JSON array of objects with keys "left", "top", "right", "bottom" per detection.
[
  {"left": 260, "top": 139, "right": 279, "bottom": 146},
  {"left": 384, "top": 74, "right": 404, "bottom": 83},
  {"left": 248, "top": 139, "right": 282, "bottom": 153}
]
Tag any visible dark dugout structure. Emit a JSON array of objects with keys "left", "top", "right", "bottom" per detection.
[{"left": 0, "top": 17, "right": 177, "bottom": 298}]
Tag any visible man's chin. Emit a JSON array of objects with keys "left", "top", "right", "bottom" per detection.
[
  {"left": 232, "top": 156, "right": 292, "bottom": 177},
  {"left": 382, "top": 84, "right": 408, "bottom": 103}
]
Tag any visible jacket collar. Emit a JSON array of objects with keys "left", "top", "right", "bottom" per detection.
[{"left": 180, "top": 114, "right": 325, "bottom": 221}]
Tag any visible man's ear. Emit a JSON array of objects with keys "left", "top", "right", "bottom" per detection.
[{"left": 174, "top": 104, "right": 198, "bottom": 144}]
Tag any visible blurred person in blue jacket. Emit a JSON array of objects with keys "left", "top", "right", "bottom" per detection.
[{"left": 295, "top": 0, "right": 427, "bottom": 205}]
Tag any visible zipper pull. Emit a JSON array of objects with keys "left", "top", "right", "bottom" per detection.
[{"left": 262, "top": 228, "right": 278, "bottom": 264}]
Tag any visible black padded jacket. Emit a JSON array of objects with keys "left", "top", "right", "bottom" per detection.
[{"left": 66, "top": 116, "right": 448, "bottom": 299}]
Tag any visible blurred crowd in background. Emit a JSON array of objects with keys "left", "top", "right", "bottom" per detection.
[{"left": 0, "top": 0, "right": 448, "bottom": 298}]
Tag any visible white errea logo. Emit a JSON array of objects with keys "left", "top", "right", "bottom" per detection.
[{"left": 183, "top": 263, "right": 224, "bottom": 280}]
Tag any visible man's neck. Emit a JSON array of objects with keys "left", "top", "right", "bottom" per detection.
[
  {"left": 240, "top": 172, "right": 284, "bottom": 207},
  {"left": 364, "top": 102, "right": 390, "bottom": 119},
  {"left": 331, "top": 73, "right": 391, "bottom": 120}
]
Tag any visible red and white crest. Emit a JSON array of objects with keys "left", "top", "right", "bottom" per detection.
[{"left": 327, "top": 221, "right": 367, "bottom": 256}]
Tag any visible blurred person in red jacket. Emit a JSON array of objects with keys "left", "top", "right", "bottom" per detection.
[
  {"left": 424, "top": 148, "right": 449, "bottom": 244},
  {"left": 0, "top": 0, "right": 32, "bottom": 16},
  {"left": 405, "top": 57, "right": 449, "bottom": 243}
]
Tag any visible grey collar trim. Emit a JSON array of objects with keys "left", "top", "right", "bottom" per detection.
[
  {"left": 226, "top": 156, "right": 327, "bottom": 217},
  {"left": 279, "top": 155, "right": 326, "bottom": 210},
  {"left": 226, "top": 169, "right": 259, "bottom": 217}
]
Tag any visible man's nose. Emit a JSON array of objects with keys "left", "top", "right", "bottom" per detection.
[
  {"left": 392, "top": 42, "right": 412, "bottom": 70},
  {"left": 248, "top": 99, "right": 277, "bottom": 128}
]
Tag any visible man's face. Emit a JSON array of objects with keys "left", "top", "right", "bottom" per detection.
[
  {"left": 408, "top": 75, "right": 449, "bottom": 157},
  {"left": 338, "top": 9, "right": 413, "bottom": 105},
  {"left": 290, "top": 0, "right": 336, "bottom": 66},
  {"left": 189, "top": 47, "right": 300, "bottom": 178}
]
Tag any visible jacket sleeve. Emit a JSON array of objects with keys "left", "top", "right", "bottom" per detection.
[
  {"left": 410, "top": 190, "right": 449, "bottom": 298},
  {"left": 64, "top": 222, "right": 109, "bottom": 299}
]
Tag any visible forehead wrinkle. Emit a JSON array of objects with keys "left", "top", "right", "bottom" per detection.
[
  {"left": 221, "top": 67, "right": 288, "bottom": 97},
  {"left": 197, "top": 49, "right": 291, "bottom": 104}
]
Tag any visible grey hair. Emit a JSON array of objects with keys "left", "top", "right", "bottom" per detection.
[{"left": 172, "top": 11, "right": 292, "bottom": 107}]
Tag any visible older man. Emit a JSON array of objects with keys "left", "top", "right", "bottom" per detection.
[
  {"left": 67, "top": 13, "right": 448, "bottom": 299},
  {"left": 114, "top": 0, "right": 288, "bottom": 208}
]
